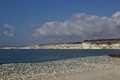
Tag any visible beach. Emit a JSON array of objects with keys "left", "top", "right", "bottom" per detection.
[{"left": 1, "top": 55, "right": 120, "bottom": 80}]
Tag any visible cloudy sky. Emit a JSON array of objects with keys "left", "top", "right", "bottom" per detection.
[{"left": 0, "top": 0, "right": 120, "bottom": 46}]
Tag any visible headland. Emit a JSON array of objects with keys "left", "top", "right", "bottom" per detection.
[{"left": 1, "top": 38, "right": 120, "bottom": 49}]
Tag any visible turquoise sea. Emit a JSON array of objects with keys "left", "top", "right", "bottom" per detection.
[{"left": 0, "top": 49, "right": 120, "bottom": 64}]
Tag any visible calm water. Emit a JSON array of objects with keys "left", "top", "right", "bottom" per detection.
[{"left": 0, "top": 49, "right": 120, "bottom": 63}]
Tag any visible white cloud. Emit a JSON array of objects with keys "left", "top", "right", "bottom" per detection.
[
  {"left": 4, "top": 24, "right": 15, "bottom": 37},
  {"left": 33, "top": 11, "right": 120, "bottom": 43},
  {"left": 4, "top": 31, "right": 14, "bottom": 36},
  {"left": 112, "top": 11, "right": 120, "bottom": 26},
  {"left": 30, "top": 23, "right": 35, "bottom": 27}
]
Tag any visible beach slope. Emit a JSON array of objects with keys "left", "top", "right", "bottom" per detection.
[{"left": 1, "top": 56, "right": 120, "bottom": 80}]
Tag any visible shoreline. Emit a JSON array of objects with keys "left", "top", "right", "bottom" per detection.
[
  {"left": 1, "top": 55, "right": 120, "bottom": 80},
  {"left": 1, "top": 38, "right": 120, "bottom": 49}
]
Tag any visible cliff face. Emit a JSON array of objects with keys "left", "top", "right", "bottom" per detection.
[
  {"left": 30, "top": 39, "right": 120, "bottom": 49},
  {"left": 30, "top": 43, "right": 120, "bottom": 49},
  {"left": 1, "top": 39, "right": 120, "bottom": 49},
  {"left": 30, "top": 44, "right": 83, "bottom": 49},
  {"left": 81, "top": 42, "right": 120, "bottom": 49},
  {"left": 82, "top": 39, "right": 120, "bottom": 49}
]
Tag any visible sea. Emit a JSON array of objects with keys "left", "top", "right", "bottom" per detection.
[{"left": 0, "top": 49, "right": 120, "bottom": 64}]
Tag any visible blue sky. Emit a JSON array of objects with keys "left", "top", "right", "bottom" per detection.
[{"left": 0, "top": 0, "right": 120, "bottom": 46}]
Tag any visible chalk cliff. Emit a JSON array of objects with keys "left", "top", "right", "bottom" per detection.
[
  {"left": 1, "top": 39, "right": 120, "bottom": 49},
  {"left": 30, "top": 39, "right": 120, "bottom": 49}
]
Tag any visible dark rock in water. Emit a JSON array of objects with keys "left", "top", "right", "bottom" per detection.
[
  {"left": 0, "top": 63, "right": 4, "bottom": 65},
  {"left": 108, "top": 54, "right": 120, "bottom": 58}
]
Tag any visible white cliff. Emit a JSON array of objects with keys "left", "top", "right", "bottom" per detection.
[
  {"left": 1, "top": 39, "right": 120, "bottom": 49},
  {"left": 29, "top": 39, "right": 120, "bottom": 49},
  {"left": 29, "top": 42, "right": 120, "bottom": 49}
]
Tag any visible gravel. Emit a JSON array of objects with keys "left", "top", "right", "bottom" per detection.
[{"left": 1, "top": 55, "right": 120, "bottom": 80}]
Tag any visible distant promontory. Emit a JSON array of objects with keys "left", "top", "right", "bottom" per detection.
[{"left": 1, "top": 38, "right": 120, "bottom": 49}]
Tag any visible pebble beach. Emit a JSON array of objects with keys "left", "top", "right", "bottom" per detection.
[{"left": 1, "top": 55, "right": 120, "bottom": 80}]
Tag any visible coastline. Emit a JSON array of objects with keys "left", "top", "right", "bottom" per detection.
[
  {"left": 1, "top": 55, "right": 120, "bottom": 80},
  {"left": 1, "top": 38, "right": 120, "bottom": 49}
]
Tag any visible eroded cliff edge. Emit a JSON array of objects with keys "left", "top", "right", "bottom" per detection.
[
  {"left": 30, "top": 39, "right": 120, "bottom": 49},
  {"left": 1, "top": 39, "right": 120, "bottom": 49}
]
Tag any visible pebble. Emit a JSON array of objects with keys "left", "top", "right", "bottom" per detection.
[{"left": 0, "top": 56, "right": 120, "bottom": 80}]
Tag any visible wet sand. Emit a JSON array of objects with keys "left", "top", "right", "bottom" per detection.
[{"left": 1, "top": 56, "right": 120, "bottom": 80}]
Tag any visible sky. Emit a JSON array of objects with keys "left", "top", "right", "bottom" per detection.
[{"left": 0, "top": 0, "right": 120, "bottom": 46}]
